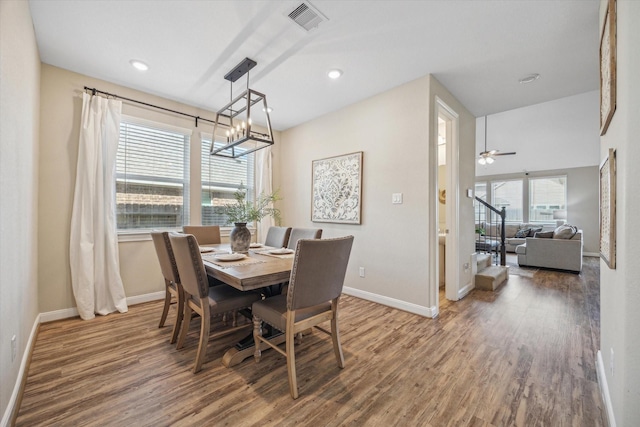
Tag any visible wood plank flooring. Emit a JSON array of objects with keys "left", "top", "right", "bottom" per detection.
[{"left": 15, "top": 258, "right": 604, "bottom": 426}]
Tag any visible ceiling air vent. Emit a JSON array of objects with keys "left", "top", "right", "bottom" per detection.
[{"left": 287, "top": 2, "right": 328, "bottom": 32}]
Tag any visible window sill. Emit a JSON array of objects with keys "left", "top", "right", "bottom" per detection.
[{"left": 117, "top": 226, "right": 257, "bottom": 243}]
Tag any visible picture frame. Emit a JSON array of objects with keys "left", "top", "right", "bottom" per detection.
[
  {"left": 599, "top": 148, "right": 616, "bottom": 269},
  {"left": 311, "top": 151, "right": 363, "bottom": 224},
  {"left": 599, "top": 0, "right": 616, "bottom": 136}
]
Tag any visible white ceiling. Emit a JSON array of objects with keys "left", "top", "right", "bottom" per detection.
[{"left": 28, "top": 0, "right": 600, "bottom": 131}]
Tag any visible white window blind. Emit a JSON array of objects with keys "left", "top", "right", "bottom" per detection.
[
  {"left": 116, "top": 119, "right": 190, "bottom": 230},
  {"left": 201, "top": 138, "right": 255, "bottom": 226},
  {"left": 529, "top": 176, "right": 567, "bottom": 223},
  {"left": 491, "top": 179, "right": 523, "bottom": 222}
]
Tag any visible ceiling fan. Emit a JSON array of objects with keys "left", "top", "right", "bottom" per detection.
[{"left": 478, "top": 116, "right": 516, "bottom": 165}]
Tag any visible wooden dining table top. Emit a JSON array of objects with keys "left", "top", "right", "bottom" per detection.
[{"left": 200, "top": 244, "right": 293, "bottom": 292}]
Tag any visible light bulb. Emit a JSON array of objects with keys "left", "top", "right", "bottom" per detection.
[
  {"left": 478, "top": 157, "right": 486, "bottom": 165},
  {"left": 486, "top": 157, "right": 494, "bottom": 164}
]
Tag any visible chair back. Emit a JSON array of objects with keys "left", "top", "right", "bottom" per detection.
[
  {"left": 286, "top": 227, "right": 322, "bottom": 250},
  {"left": 288, "top": 236, "right": 354, "bottom": 311},
  {"left": 264, "top": 226, "right": 292, "bottom": 248},
  {"left": 150, "top": 231, "right": 179, "bottom": 284},
  {"left": 169, "top": 233, "right": 209, "bottom": 299},
  {"left": 183, "top": 225, "right": 221, "bottom": 245}
]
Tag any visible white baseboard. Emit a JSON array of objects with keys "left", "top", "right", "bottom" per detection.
[
  {"left": 1, "top": 313, "right": 40, "bottom": 427},
  {"left": 39, "top": 291, "right": 166, "bottom": 323},
  {"left": 126, "top": 291, "right": 165, "bottom": 305},
  {"left": 596, "top": 350, "right": 616, "bottom": 427},
  {"left": 584, "top": 252, "right": 600, "bottom": 257},
  {"left": 458, "top": 281, "right": 474, "bottom": 299},
  {"left": 343, "top": 286, "right": 437, "bottom": 318}
]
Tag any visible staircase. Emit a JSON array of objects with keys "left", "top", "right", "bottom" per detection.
[{"left": 475, "top": 253, "right": 509, "bottom": 291}]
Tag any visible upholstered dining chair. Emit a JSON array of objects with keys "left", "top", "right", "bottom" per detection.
[
  {"left": 264, "top": 226, "right": 292, "bottom": 248},
  {"left": 169, "top": 232, "right": 261, "bottom": 373},
  {"left": 252, "top": 235, "right": 354, "bottom": 399},
  {"left": 183, "top": 225, "right": 221, "bottom": 245},
  {"left": 151, "top": 231, "right": 184, "bottom": 345},
  {"left": 286, "top": 227, "right": 322, "bottom": 250}
]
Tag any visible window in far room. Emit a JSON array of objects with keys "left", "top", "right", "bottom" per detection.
[
  {"left": 491, "top": 179, "right": 523, "bottom": 222},
  {"left": 474, "top": 182, "right": 488, "bottom": 222},
  {"left": 116, "top": 118, "right": 191, "bottom": 231},
  {"left": 529, "top": 176, "right": 567, "bottom": 223},
  {"left": 200, "top": 137, "right": 255, "bottom": 226}
]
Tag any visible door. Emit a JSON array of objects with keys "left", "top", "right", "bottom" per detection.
[{"left": 434, "top": 98, "right": 461, "bottom": 307}]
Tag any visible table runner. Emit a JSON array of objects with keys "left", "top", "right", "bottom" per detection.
[{"left": 201, "top": 253, "right": 267, "bottom": 268}]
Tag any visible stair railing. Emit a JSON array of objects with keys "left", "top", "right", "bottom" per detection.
[{"left": 474, "top": 197, "right": 506, "bottom": 266}]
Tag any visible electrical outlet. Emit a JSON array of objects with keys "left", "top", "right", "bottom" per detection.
[
  {"left": 610, "top": 348, "right": 614, "bottom": 376},
  {"left": 392, "top": 193, "right": 403, "bottom": 204},
  {"left": 463, "top": 262, "right": 470, "bottom": 271},
  {"left": 11, "top": 335, "right": 16, "bottom": 362},
  {"left": 359, "top": 267, "right": 365, "bottom": 278}
]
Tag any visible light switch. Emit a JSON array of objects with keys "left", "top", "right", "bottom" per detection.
[
  {"left": 392, "top": 193, "right": 403, "bottom": 204},
  {"left": 467, "top": 188, "right": 473, "bottom": 198}
]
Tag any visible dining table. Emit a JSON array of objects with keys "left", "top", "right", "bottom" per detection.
[{"left": 199, "top": 243, "right": 295, "bottom": 367}]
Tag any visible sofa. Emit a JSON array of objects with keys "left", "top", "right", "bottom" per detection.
[
  {"left": 475, "top": 222, "right": 557, "bottom": 253},
  {"left": 515, "top": 227, "right": 583, "bottom": 272}
]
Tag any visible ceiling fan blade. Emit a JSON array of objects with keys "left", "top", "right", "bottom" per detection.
[{"left": 493, "top": 151, "right": 516, "bottom": 156}]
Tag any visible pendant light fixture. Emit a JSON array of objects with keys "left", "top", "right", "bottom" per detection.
[{"left": 210, "top": 58, "right": 274, "bottom": 159}]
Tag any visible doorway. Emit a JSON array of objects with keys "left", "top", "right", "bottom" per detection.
[{"left": 433, "top": 98, "right": 460, "bottom": 311}]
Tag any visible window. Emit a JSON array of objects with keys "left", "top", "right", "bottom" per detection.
[
  {"left": 529, "top": 176, "right": 567, "bottom": 222},
  {"left": 201, "top": 138, "right": 255, "bottom": 226},
  {"left": 474, "top": 182, "right": 487, "bottom": 222},
  {"left": 491, "top": 179, "right": 523, "bottom": 222},
  {"left": 116, "top": 119, "right": 190, "bottom": 231}
]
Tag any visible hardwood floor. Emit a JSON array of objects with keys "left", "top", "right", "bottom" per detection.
[{"left": 16, "top": 258, "right": 604, "bottom": 426}]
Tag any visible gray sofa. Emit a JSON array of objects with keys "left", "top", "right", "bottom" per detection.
[
  {"left": 515, "top": 230, "right": 583, "bottom": 272},
  {"left": 476, "top": 222, "right": 557, "bottom": 253}
]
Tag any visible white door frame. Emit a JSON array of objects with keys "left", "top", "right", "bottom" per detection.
[{"left": 434, "top": 97, "right": 461, "bottom": 306}]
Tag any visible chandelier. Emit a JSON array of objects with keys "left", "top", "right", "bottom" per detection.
[{"left": 210, "top": 58, "right": 274, "bottom": 158}]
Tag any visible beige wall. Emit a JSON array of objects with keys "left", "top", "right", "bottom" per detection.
[
  {"left": 0, "top": 0, "right": 41, "bottom": 420},
  {"left": 38, "top": 64, "right": 281, "bottom": 313},
  {"left": 278, "top": 74, "right": 475, "bottom": 312},
  {"left": 599, "top": 1, "right": 640, "bottom": 425}
]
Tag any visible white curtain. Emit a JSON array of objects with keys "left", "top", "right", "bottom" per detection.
[
  {"left": 255, "top": 146, "right": 274, "bottom": 242},
  {"left": 70, "top": 93, "right": 128, "bottom": 320}
]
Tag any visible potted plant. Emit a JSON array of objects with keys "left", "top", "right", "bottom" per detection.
[{"left": 220, "top": 187, "right": 281, "bottom": 253}]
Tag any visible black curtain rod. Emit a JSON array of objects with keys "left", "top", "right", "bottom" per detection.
[{"left": 83, "top": 86, "right": 220, "bottom": 128}]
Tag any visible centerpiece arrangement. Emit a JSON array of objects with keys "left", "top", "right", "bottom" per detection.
[{"left": 220, "top": 187, "right": 281, "bottom": 253}]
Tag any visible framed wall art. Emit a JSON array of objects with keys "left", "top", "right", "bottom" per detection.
[
  {"left": 311, "top": 151, "right": 363, "bottom": 224},
  {"left": 600, "top": 0, "right": 616, "bottom": 136},
  {"left": 600, "top": 148, "right": 616, "bottom": 269}
]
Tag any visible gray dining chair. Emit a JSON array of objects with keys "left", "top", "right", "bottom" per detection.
[
  {"left": 252, "top": 235, "right": 354, "bottom": 399},
  {"left": 183, "top": 225, "right": 221, "bottom": 245},
  {"left": 286, "top": 227, "right": 322, "bottom": 250},
  {"left": 264, "top": 226, "right": 292, "bottom": 248},
  {"left": 169, "top": 232, "right": 261, "bottom": 373},
  {"left": 150, "top": 231, "right": 184, "bottom": 345}
]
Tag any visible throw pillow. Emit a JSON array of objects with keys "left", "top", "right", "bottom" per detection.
[
  {"left": 534, "top": 231, "right": 554, "bottom": 239},
  {"left": 528, "top": 227, "right": 543, "bottom": 237},
  {"left": 515, "top": 228, "right": 530, "bottom": 238},
  {"left": 553, "top": 224, "right": 578, "bottom": 239}
]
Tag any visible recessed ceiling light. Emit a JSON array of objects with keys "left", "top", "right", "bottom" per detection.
[
  {"left": 519, "top": 73, "right": 540, "bottom": 84},
  {"left": 327, "top": 69, "right": 343, "bottom": 79},
  {"left": 129, "top": 59, "right": 149, "bottom": 71}
]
